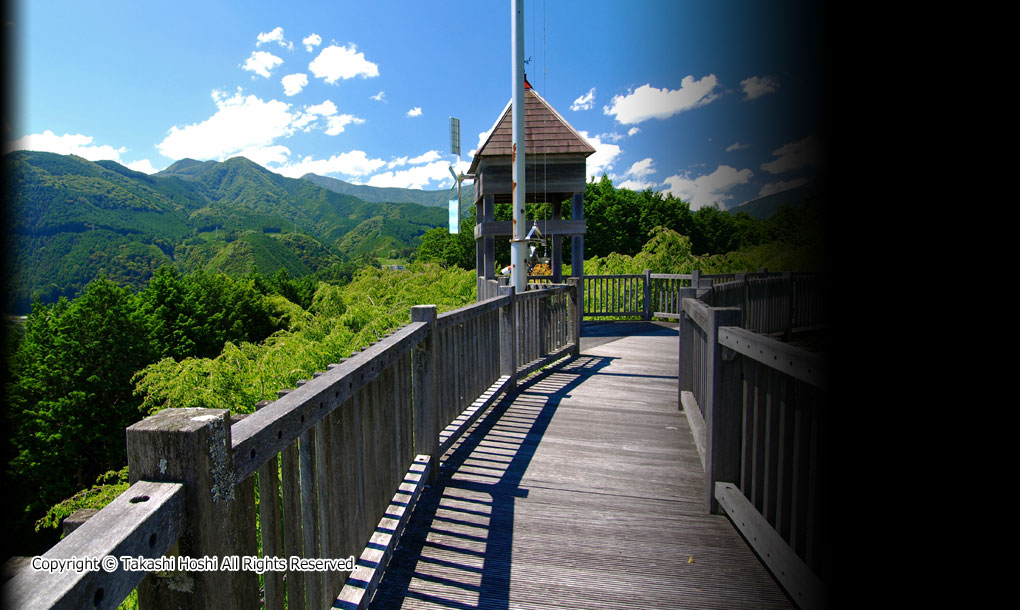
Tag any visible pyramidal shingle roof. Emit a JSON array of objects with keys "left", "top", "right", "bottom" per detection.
[{"left": 469, "top": 84, "right": 595, "bottom": 175}]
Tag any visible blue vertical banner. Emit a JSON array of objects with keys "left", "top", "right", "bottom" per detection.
[{"left": 449, "top": 200, "right": 459, "bottom": 233}]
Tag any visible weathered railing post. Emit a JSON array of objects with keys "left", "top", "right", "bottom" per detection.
[
  {"left": 676, "top": 287, "right": 698, "bottom": 405},
  {"left": 642, "top": 269, "right": 652, "bottom": 320},
  {"left": 498, "top": 285, "right": 518, "bottom": 390},
  {"left": 704, "top": 308, "right": 743, "bottom": 514},
  {"left": 125, "top": 408, "right": 258, "bottom": 609},
  {"left": 411, "top": 305, "right": 439, "bottom": 483},
  {"left": 567, "top": 278, "right": 581, "bottom": 356}
]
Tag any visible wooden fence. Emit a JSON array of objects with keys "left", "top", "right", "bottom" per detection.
[
  {"left": 581, "top": 270, "right": 724, "bottom": 320},
  {"left": 702, "top": 272, "right": 827, "bottom": 336},
  {"left": 4, "top": 282, "right": 580, "bottom": 610},
  {"left": 582, "top": 269, "right": 825, "bottom": 334},
  {"left": 677, "top": 284, "right": 828, "bottom": 610}
]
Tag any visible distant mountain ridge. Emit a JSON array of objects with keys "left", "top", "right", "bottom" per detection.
[
  {"left": 727, "top": 178, "right": 825, "bottom": 219},
  {"left": 301, "top": 173, "right": 473, "bottom": 208},
  {"left": 3, "top": 151, "right": 449, "bottom": 313}
]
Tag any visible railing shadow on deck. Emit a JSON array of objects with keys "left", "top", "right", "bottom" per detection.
[{"left": 367, "top": 354, "right": 613, "bottom": 610}]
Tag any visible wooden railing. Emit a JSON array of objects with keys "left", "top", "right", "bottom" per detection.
[
  {"left": 702, "top": 272, "right": 827, "bottom": 336},
  {"left": 582, "top": 270, "right": 718, "bottom": 320},
  {"left": 5, "top": 282, "right": 580, "bottom": 610},
  {"left": 677, "top": 283, "right": 828, "bottom": 610},
  {"left": 582, "top": 269, "right": 825, "bottom": 334}
]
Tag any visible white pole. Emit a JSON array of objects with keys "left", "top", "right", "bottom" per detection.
[{"left": 510, "top": 0, "right": 527, "bottom": 294}]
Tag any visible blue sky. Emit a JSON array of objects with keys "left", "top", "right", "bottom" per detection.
[{"left": 6, "top": 0, "right": 827, "bottom": 210}]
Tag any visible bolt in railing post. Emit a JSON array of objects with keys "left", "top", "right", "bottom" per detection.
[{"left": 126, "top": 408, "right": 258, "bottom": 609}]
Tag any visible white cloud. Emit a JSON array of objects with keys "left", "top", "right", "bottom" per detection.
[
  {"left": 603, "top": 77, "right": 721, "bottom": 124},
  {"left": 406, "top": 107, "right": 422, "bottom": 117},
  {"left": 662, "top": 165, "right": 753, "bottom": 210},
  {"left": 302, "top": 33, "right": 322, "bottom": 52},
  {"left": 306, "top": 100, "right": 338, "bottom": 116},
  {"left": 308, "top": 44, "right": 379, "bottom": 83},
  {"left": 157, "top": 89, "right": 298, "bottom": 161},
  {"left": 235, "top": 144, "right": 292, "bottom": 168},
  {"left": 243, "top": 51, "right": 284, "bottom": 78},
  {"left": 618, "top": 179, "right": 657, "bottom": 191},
  {"left": 578, "top": 130, "right": 622, "bottom": 182},
  {"left": 614, "top": 157, "right": 656, "bottom": 191},
  {"left": 740, "top": 75, "right": 779, "bottom": 100},
  {"left": 476, "top": 129, "right": 492, "bottom": 152},
  {"left": 273, "top": 150, "right": 387, "bottom": 178},
  {"left": 126, "top": 159, "right": 159, "bottom": 174},
  {"left": 758, "top": 177, "right": 810, "bottom": 198},
  {"left": 281, "top": 73, "right": 309, "bottom": 96},
  {"left": 290, "top": 100, "right": 365, "bottom": 135},
  {"left": 7, "top": 129, "right": 125, "bottom": 160},
  {"left": 366, "top": 160, "right": 452, "bottom": 190},
  {"left": 625, "top": 157, "right": 655, "bottom": 179},
  {"left": 324, "top": 114, "right": 365, "bottom": 135},
  {"left": 409, "top": 150, "right": 440, "bottom": 164},
  {"left": 726, "top": 141, "right": 750, "bottom": 152},
  {"left": 627, "top": 127, "right": 640, "bottom": 137},
  {"left": 390, "top": 149, "right": 440, "bottom": 167},
  {"left": 7, "top": 129, "right": 162, "bottom": 174},
  {"left": 571, "top": 87, "right": 596, "bottom": 111},
  {"left": 761, "top": 135, "right": 823, "bottom": 174},
  {"left": 370, "top": 91, "right": 386, "bottom": 102},
  {"left": 257, "top": 27, "right": 293, "bottom": 51}
]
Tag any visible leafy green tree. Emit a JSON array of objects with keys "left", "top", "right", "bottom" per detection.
[
  {"left": 6, "top": 277, "right": 152, "bottom": 537},
  {"left": 415, "top": 208, "right": 476, "bottom": 270},
  {"left": 137, "top": 266, "right": 278, "bottom": 360}
]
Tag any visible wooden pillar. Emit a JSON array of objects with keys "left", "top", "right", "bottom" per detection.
[
  {"left": 571, "top": 192, "right": 584, "bottom": 313},
  {"left": 498, "top": 285, "right": 518, "bottom": 392},
  {"left": 254, "top": 401, "right": 284, "bottom": 610},
  {"left": 411, "top": 305, "right": 439, "bottom": 483},
  {"left": 483, "top": 194, "right": 496, "bottom": 280},
  {"left": 642, "top": 269, "right": 652, "bottom": 321},
  {"left": 677, "top": 288, "right": 698, "bottom": 402},
  {"left": 567, "top": 278, "right": 581, "bottom": 357},
  {"left": 704, "top": 307, "right": 743, "bottom": 514},
  {"left": 126, "top": 408, "right": 259, "bottom": 609},
  {"left": 475, "top": 201, "right": 483, "bottom": 277},
  {"left": 551, "top": 200, "right": 563, "bottom": 283}
]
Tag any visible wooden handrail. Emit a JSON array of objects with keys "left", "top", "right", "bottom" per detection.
[
  {"left": 4, "top": 481, "right": 184, "bottom": 610},
  {"left": 5, "top": 282, "right": 582, "bottom": 610},
  {"left": 678, "top": 280, "right": 828, "bottom": 609}
]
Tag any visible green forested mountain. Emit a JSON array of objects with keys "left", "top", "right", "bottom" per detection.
[
  {"left": 301, "top": 172, "right": 463, "bottom": 207},
  {"left": 727, "top": 178, "right": 825, "bottom": 220},
  {"left": 3, "top": 151, "right": 447, "bottom": 313}
]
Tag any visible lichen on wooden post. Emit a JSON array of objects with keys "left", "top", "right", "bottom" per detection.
[{"left": 126, "top": 407, "right": 258, "bottom": 608}]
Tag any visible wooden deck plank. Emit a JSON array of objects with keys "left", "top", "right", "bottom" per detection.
[{"left": 370, "top": 322, "right": 794, "bottom": 610}]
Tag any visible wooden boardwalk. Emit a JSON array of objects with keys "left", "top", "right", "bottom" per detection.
[{"left": 369, "top": 322, "right": 795, "bottom": 610}]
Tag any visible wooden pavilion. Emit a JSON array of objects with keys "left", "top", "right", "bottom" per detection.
[{"left": 470, "top": 80, "right": 595, "bottom": 294}]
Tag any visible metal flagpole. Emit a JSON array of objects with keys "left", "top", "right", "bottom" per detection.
[{"left": 510, "top": 0, "right": 527, "bottom": 294}]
